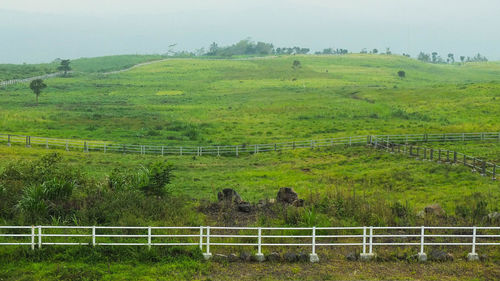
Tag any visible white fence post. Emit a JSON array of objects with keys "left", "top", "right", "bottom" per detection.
[
  {"left": 369, "top": 226, "right": 373, "bottom": 254},
  {"left": 92, "top": 226, "right": 96, "bottom": 246},
  {"left": 468, "top": 226, "right": 479, "bottom": 261},
  {"left": 38, "top": 226, "right": 42, "bottom": 249},
  {"left": 361, "top": 226, "right": 375, "bottom": 261},
  {"left": 362, "top": 226, "right": 366, "bottom": 254},
  {"left": 418, "top": 226, "right": 427, "bottom": 261},
  {"left": 310, "top": 226, "right": 319, "bottom": 262},
  {"left": 203, "top": 226, "right": 212, "bottom": 260},
  {"left": 199, "top": 226, "right": 203, "bottom": 250},
  {"left": 31, "top": 226, "right": 35, "bottom": 250},
  {"left": 255, "top": 227, "right": 264, "bottom": 262},
  {"left": 148, "top": 227, "right": 151, "bottom": 250}
]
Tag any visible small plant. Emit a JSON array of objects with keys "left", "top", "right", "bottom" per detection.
[
  {"left": 397, "top": 70, "right": 406, "bottom": 78},
  {"left": 292, "top": 60, "right": 301, "bottom": 69}
]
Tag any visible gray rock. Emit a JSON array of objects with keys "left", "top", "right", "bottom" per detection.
[
  {"left": 297, "top": 252, "right": 309, "bottom": 262},
  {"left": 424, "top": 204, "right": 445, "bottom": 216},
  {"left": 217, "top": 188, "right": 242, "bottom": 204},
  {"left": 277, "top": 187, "right": 299, "bottom": 204},
  {"left": 213, "top": 254, "right": 227, "bottom": 261},
  {"left": 429, "top": 250, "right": 453, "bottom": 262},
  {"left": 238, "top": 201, "right": 252, "bottom": 213},
  {"left": 266, "top": 252, "right": 281, "bottom": 262},
  {"left": 228, "top": 253, "right": 239, "bottom": 262},
  {"left": 284, "top": 252, "right": 298, "bottom": 262},
  {"left": 346, "top": 252, "right": 358, "bottom": 261},
  {"left": 240, "top": 251, "right": 252, "bottom": 262}
]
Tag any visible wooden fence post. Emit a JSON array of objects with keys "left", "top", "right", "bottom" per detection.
[
  {"left": 7, "top": 135, "right": 10, "bottom": 147},
  {"left": 453, "top": 151, "right": 457, "bottom": 163}
]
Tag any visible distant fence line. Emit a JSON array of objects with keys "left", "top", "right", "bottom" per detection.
[
  {"left": 0, "top": 72, "right": 70, "bottom": 87},
  {"left": 1, "top": 132, "right": 499, "bottom": 157},
  {"left": 373, "top": 140, "right": 498, "bottom": 180},
  {"left": 0, "top": 225, "right": 498, "bottom": 262}
]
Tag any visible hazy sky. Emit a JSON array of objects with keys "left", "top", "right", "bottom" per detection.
[{"left": 1, "top": 0, "right": 499, "bottom": 63}]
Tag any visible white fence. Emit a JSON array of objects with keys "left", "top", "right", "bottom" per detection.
[
  {"left": 1, "top": 132, "right": 499, "bottom": 157},
  {"left": 1, "top": 225, "right": 499, "bottom": 262},
  {"left": 0, "top": 72, "right": 69, "bottom": 87}
]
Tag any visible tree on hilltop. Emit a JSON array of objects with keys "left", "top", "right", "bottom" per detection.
[{"left": 57, "top": 59, "right": 71, "bottom": 76}]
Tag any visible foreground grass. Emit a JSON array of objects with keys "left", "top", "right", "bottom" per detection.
[{"left": 1, "top": 258, "right": 499, "bottom": 280}]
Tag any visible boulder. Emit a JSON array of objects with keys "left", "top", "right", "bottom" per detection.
[
  {"left": 277, "top": 187, "right": 299, "bottom": 204},
  {"left": 213, "top": 254, "right": 227, "bottom": 261},
  {"left": 346, "top": 252, "right": 358, "bottom": 261},
  {"left": 297, "top": 252, "right": 309, "bottom": 262},
  {"left": 228, "top": 253, "right": 239, "bottom": 262},
  {"left": 284, "top": 252, "right": 298, "bottom": 262},
  {"left": 266, "top": 252, "right": 281, "bottom": 262},
  {"left": 240, "top": 251, "right": 252, "bottom": 262},
  {"left": 424, "top": 204, "right": 445, "bottom": 216},
  {"left": 217, "top": 188, "right": 242, "bottom": 204},
  {"left": 237, "top": 201, "right": 252, "bottom": 213},
  {"left": 429, "top": 250, "right": 453, "bottom": 262}
]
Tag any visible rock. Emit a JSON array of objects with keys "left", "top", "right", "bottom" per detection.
[
  {"left": 213, "top": 254, "right": 227, "bottom": 261},
  {"left": 429, "top": 250, "right": 453, "bottom": 262},
  {"left": 293, "top": 199, "right": 305, "bottom": 207},
  {"left": 277, "top": 187, "right": 299, "bottom": 204},
  {"left": 228, "top": 253, "right": 239, "bottom": 262},
  {"left": 240, "top": 251, "right": 252, "bottom": 262},
  {"left": 297, "top": 252, "right": 309, "bottom": 262},
  {"left": 284, "top": 252, "right": 298, "bottom": 262},
  {"left": 218, "top": 188, "right": 242, "bottom": 204},
  {"left": 237, "top": 201, "right": 252, "bottom": 213},
  {"left": 346, "top": 252, "right": 358, "bottom": 261},
  {"left": 424, "top": 204, "right": 445, "bottom": 216},
  {"left": 266, "top": 252, "right": 281, "bottom": 262}
]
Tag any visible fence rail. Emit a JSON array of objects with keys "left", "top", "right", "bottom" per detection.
[
  {"left": 373, "top": 140, "right": 499, "bottom": 180},
  {"left": 1, "top": 225, "right": 498, "bottom": 262},
  {"left": 0, "top": 72, "right": 69, "bottom": 87},
  {"left": 1, "top": 132, "right": 499, "bottom": 157}
]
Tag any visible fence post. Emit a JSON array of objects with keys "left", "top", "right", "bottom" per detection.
[
  {"left": 481, "top": 161, "right": 486, "bottom": 176},
  {"left": 31, "top": 226, "right": 35, "bottom": 250},
  {"left": 235, "top": 146, "right": 238, "bottom": 157},
  {"left": 349, "top": 136, "right": 352, "bottom": 146},
  {"left": 66, "top": 141, "right": 69, "bottom": 151},
  {"left": 84, "top": 141, "right": 87, "bottom": 153},
  {"left": 217, "top": 146, "right": 220, "bottom": 157},
  {"left": 148, "top": 227, "right": 151, "bottom": 250},
  {"left": 453, "top": 151, "right": 457, "bottom": 164},
  {"left": 430, "top": 149, "right": 434, "bottom": 160},
  {"left": 103, "top": 144, "right": 106, "bottom": 153},
  {"left": 274, "top": 143, "right": 277, "bottom": 152},
  {"left": 180, "top": 147, "right": 183, "bottom": 156},
  {"left": 361, "top": 226, "right": 375, "bottom": 261},
  {"left": 310, "top": 226, "right": 319, "bottom": 262},
  {"left": 293, "top": 141, "right": 295, "bottom": 149},
  {"left": 467, "top": 226, "right": 479, "bottom": 261},
  {"left": 203, "top": 226, "right": 212, "bottom": 260},
  {"left": 418, "top": 226, "right": 427, "bottom": 261},
  {"left": 161, "top": 146, "right": 164, "bottom": 156},
  {"left": 255, "top": 145, "right": 258, "bottom": 154},
  {"left": 46, "top": 139, "right": 49, "bottom": 149},
  {"left": 92, "top": 226, "right": 96, "bottom": 246},
  {"left": 26, "top": 136, "right": 31, "bottom": 148},
  {"left": 38, "top": 226, "right": 42, "bottom": 249},
  {"left": 199, "top": 226, "right": 203, "bottom": 250},
  {"left": 255, "top": 227, "right": 264, "bottom": 262},
  {"left": 7, "top": 135, "right": 10, "bottom": 147},
  {"left": 493, "top": 165, "right": 497, "bottom": 180}
]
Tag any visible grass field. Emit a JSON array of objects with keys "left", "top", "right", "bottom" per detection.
[
  {"left": 0, "top": 54, "right": 499, "bottom": 280},
  {"left": 0, "top": 55, "right": 499, "bottom": 145}
]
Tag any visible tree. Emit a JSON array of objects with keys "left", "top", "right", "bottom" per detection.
[
  {"left": 397, "top": 70, "right": 406, "bottom": 78},
  {"left": 447, "top": 53, "right": 455, "bottom": 64},
  {"left": 57, "top": 59, "right": 71, "bottom": 76},
  {"left": 372, "top": 48, "right": 378, "bottom": 54},
  {"left": 431, "top": 52, "right": 438, "bottom": 63},
  {"left": 460, "top": 56, "right": 466, "bottom": 63},
  {"left": 385, "top": 47, "right": 392, "bottom": 55},
  {"left": 292, "top": 60, "right": 301, "bottom": 69},
  {"left": 417, "top": 52, "right": 431, "bottom": 63},
  {"left": 29, "top": 79, "right": 47, "bottom": 105}
]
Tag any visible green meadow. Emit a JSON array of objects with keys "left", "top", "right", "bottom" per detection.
[
  {"left": 1, "top": 55, "right": 499, "bottom": 146},
  {"left": 0, "top": 55, "right": 499, "bottom": 280}
]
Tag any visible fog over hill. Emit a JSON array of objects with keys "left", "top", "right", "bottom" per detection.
[{"left": 1, "top": 0, "right": 499, "bottom": 63}]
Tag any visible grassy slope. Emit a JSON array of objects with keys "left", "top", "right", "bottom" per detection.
[
  {"left": 0, "top": 144, "right": 498, "bottom": 215},
  {"left": 0, "top": 55, "right": 165, "bottom": 81},
  {"left": 0, "top": 55, "right": 499, "bottom": 145}
]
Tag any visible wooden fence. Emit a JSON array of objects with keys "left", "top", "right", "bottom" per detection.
[
  {"left": 0, "top": 132, "right": 499, "bottom": 157},
  {"left": 373, "top": 140, "right": 498, "bottom": 180}
]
